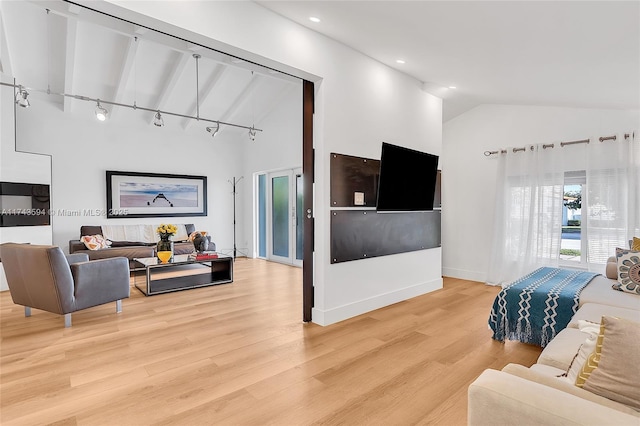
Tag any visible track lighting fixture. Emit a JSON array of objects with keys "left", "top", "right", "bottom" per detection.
[
  {"left": 15, "top": 85, "right": 30, "bottom": 108},
  {"left": 95, "top": 100, "right": 108, "bottom": 121},
  {"left": 0, "top": 81, "right": 262, "bottom": 136},
  {"left": 206, "top": 122, "right": 220, "bottom": 137},
  {"left": 153, "top": 111, "right": 164, "bottom": 127}
]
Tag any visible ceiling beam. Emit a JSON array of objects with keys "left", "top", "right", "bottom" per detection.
[
  {"left": 108, "top": 36, "right": 139, "bottom": 119},
  {"left": 183, "top": 64, "right": 229, "bottom": 130},
  {"left": 147, "top": 52, "right": 191, "bottom": 125},
  {"left": 62, "top": 16, "right": 78, "bottom": 112},
  {"left": 214, "top": 73, "right": 262, "bottom": 136}
]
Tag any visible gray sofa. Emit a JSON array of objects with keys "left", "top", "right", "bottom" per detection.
[{"left": 69, "top": 224, "right": 215, "bottom": 270}]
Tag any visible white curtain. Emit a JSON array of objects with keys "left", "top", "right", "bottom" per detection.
[
  {"left": 487, "top": 133, "right": 639, "bottom": 286},
  {"left": 487, "top": 144, "right": 568, "bottom": 285},
  {"left": 584, "top": 133, "right": 640, "bottom": 267}
]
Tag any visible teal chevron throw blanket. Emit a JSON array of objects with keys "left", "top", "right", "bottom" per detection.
[{"left": 489, "top": 267, "right": 600, "bottom": 347}]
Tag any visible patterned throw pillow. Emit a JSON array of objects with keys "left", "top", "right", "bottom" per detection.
[
  {"left": 575, "top": 318, "right": 606, "bottom": 387},
  {"left": 187, "top": 231, "right": 207, "bottom": 242},
  {"left": 632, "top": 237, "right": 640, "bottom": 251},
  {"left": 80, "top": 235, "right": 111, "bottom": 250},
  {"left": 612, "top": 248, "right": 640, "bottom": 295},
  {"left": 564, "top": 324, "right": 599, "bottom": 384}
]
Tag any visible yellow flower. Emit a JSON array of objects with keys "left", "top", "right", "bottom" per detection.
[{"left": 157, "top": 223, "right": 177, "bottom": 236}]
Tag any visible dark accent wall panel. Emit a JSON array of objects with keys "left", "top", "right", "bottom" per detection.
[
  {"left": 0, "top": 182, "right": 50, "bottom": 227},
  {"left": 330, "top": 153, "right": 380, "bottom": 207},
  {"left": 330, "top": 210, "right": 441, "bottom": 263}
]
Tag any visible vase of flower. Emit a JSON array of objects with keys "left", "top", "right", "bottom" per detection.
[{"left": 156, "top": 224, "right": 177, "bottom": 263}]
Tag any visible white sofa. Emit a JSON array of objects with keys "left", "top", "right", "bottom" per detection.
[{"left": 468, "top": 274, "right": 640, "bottom": 425}]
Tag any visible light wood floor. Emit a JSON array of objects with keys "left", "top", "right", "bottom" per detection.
[{"left": 1, "top": 259, "right": 542, "bottom": 425}]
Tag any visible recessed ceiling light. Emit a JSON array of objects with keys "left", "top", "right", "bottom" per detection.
[
  {"left": 449, "top": 86, "right": 457, "bottom": 89},
  {"left": 309, "top": 17, "right": 321, "bottom": 23},
  {"left": 396, "top": 59, "right": 406, "bottom": 64}
]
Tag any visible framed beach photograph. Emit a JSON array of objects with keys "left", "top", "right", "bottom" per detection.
[{"left": 106, "top": 171, "right": 207, "bottom": 218}]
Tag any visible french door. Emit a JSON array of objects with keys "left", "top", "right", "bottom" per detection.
[{"left": 257, "top": 168, "right": 303, "bottom": 267}]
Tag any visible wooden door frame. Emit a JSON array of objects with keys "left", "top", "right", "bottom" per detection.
[{"left": 302, "top": 80, "right": 314, "bottom": 322}]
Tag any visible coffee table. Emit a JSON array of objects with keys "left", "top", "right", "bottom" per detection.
[{"left": 133, "top": 254, "right": 233, "bottom": 296}]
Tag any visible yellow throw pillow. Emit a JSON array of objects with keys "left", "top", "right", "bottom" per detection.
[
  {"left": 632, "top": 237, "right": 640, "bottom": 251},
  {"left": 575, "top": 318, "right": 605, "bottom": 387}
]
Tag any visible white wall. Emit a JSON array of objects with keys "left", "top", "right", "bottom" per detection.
[
  {"left": 442, "top": 104, "right": 640, "bottom": 282},
  {"left": 0, "top": 86, "right": 53, "bottom": 291},
  {"left": 99, "top": 0, "right": 444, "bottom": 325},
  {"left": 9, "top": 98, "right": 245, "bottom": 254}
]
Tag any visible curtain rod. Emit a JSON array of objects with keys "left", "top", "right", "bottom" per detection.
[
  {"left": 0, "top": 81, "right": 263, "bottom": 132},
  {"left": 483, "top": 132, "right": 635, "bottom": 157}
]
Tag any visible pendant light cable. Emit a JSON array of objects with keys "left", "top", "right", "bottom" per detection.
[{"left": 194, "top": 54, "right": 201, "bottom": 120}]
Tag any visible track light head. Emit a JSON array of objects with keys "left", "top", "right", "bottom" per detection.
[
  {"left": 15, "top": 86, "right": 30, "bottom": 108},
  {"left": 95, "top": 100, "right": 108, "bottom": 121},
  {"left": 248, "top": 126, "right": 257, "bottom": 141},
  {"left": 153, "top": 111, "right": 164, "bottom": 127},
  {"left": 206, "top": 122, "right": 220, "bottom": 138}
]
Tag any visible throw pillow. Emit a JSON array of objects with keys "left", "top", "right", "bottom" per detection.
[
  {"left": 188, "top": 231, "right": 207, "bottom": 242},
  {"left": 583, "top": 316, "right": 640, "bottom": 410},
  {"left": 80, "top": 235, "right": 111, "bottom": 250},
  {"left": 612, "top": 248, "right": 640, "bottom": 295},
  {"left": 563, "top": 321, "right": 600, "bottom": 384},
  {"left": 575, "top": 318, "right": 605, "bottom": 388},
  {"left": 632, "top": 237, "right": 640, "bottom": 251}
]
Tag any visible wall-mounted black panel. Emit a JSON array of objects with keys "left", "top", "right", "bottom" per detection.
[
  {"left": 330, "top": 210, "right": 441, "bottom": 263},
  {"left": 0, "top": 182, "right": 50, "bottom": 227},
  {"left": 330, "top": 153, "right": 380, "bottom": 207}
]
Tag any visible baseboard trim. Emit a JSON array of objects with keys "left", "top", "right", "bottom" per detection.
[
  {"left": 442, "top": 267, "right": 486, "bottom": 283},
  {"left": 312, "top": 278, "right": 443, "bottom": 326}
]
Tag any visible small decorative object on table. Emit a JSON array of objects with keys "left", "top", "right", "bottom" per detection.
[
  {"left": 156, "top": 223, "right": 177, "bottom": 262},
  {"left": 188, "top": 251, "right": 219, "bottom": 261},
  {"left": 189, "top": 231, "right": 209, "bottom": 253}
]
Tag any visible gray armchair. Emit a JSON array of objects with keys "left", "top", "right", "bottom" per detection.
[{"left": 0, "top": 243, "right": 130, "bottom": 327}]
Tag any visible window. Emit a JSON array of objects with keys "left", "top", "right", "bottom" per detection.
[{"left": 560, "top": 171, "right": 585, "bottom": 265}]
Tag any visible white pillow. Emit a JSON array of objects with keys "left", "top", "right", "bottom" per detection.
[
  {"left": 565, "top": 328, "right": 598, "bottom": 384},
  {"left": 577, "top": 319, "right": 600, "bottom": 335}
]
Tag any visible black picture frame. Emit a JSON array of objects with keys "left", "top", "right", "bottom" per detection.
[{"left": 106, "top": 171, "right": 207, "bottom": 219}]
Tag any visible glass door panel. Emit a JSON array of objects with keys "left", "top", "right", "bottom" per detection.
[
  {"left": 257, "top": 168, "right": 303, "bottom": 266},
  {"left": 272, "top": 175, "right": 290, "bottom": 258},
  {"left": 295, "top": 173, "right": 304, "bottom": 262},
  {"left": 257, "top": 174, "right": 267, "bottom": 258}
]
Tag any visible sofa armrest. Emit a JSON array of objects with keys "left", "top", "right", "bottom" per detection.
[
  {"left": 69, "top": 240, "right": 86, "bottom": 254},
  {"left": 71, "top": 257, "right": 130, "bottom": 310},
  {"left": 606, "top": 256, "right": 618, "bottom": 280},
  {"left": 66, "top": 253, "right": 89, "bottom": 264},
  {"left": 468, "top": 369, "right": 639, "bottom": 426}
]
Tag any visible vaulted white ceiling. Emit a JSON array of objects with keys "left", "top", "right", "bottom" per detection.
[
  {"left": 258, "top": 1, "right": 640, "bottom": 121},
  {"left": 2, "top": 1, "right": 638, "bottom": 126},
  {"left": 0, "top": 0, "right": 300, "bottom": 134}
]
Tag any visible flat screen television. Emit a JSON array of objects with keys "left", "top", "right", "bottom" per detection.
[{"left": 376, "top": 142, "right": 439, "bottom": 212}]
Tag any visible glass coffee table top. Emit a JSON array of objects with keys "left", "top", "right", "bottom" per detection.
[{"left": 134, "top": 253, "right": 231, "bottom": 267}]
